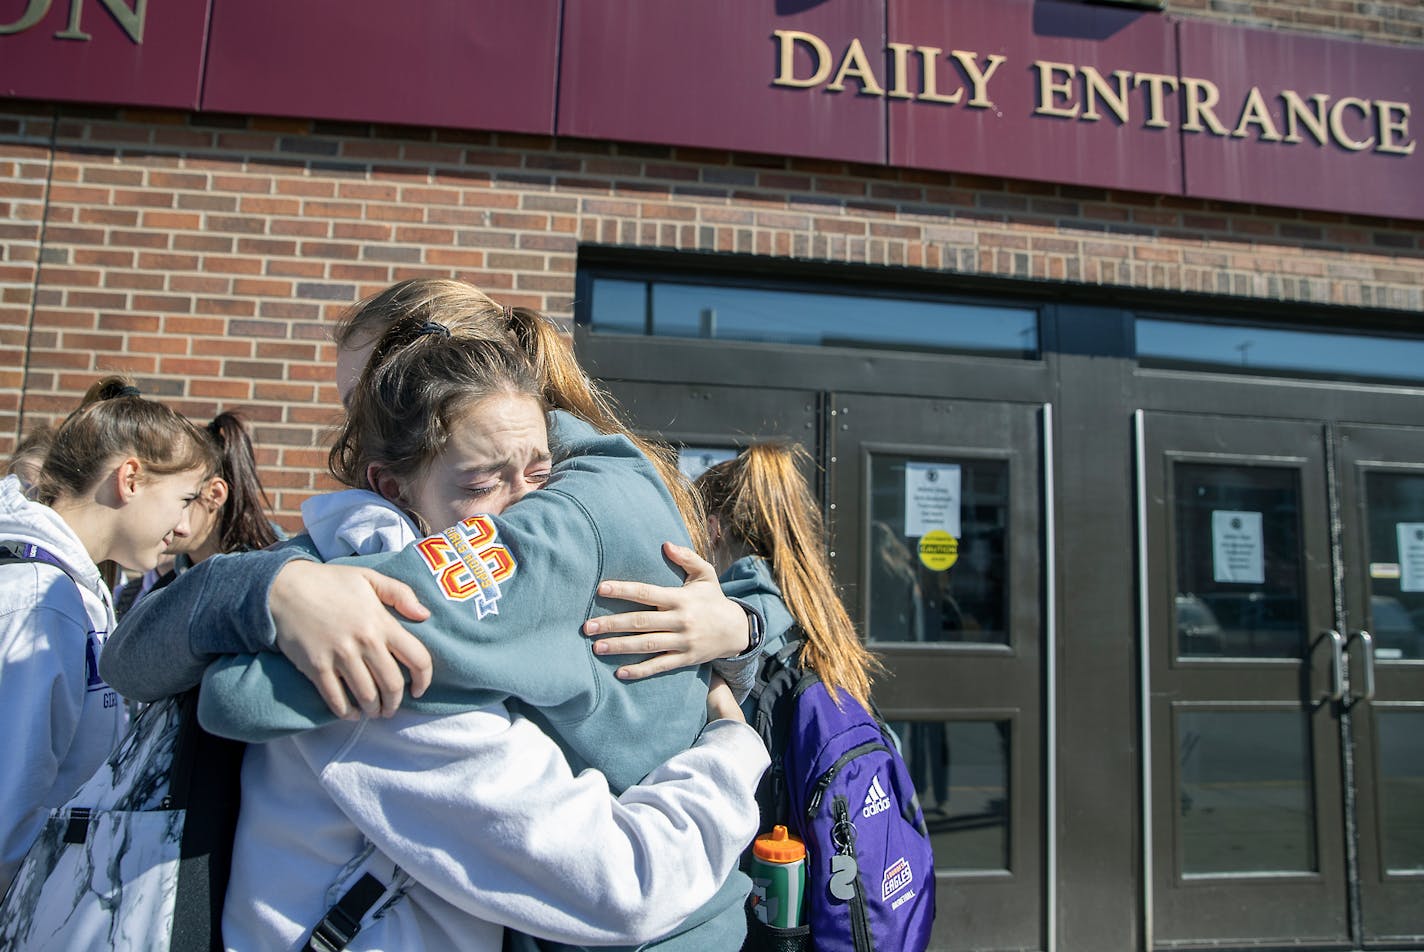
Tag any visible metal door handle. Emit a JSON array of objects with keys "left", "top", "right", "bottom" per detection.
[
  {"left": 1322, "top": 629, "right": 1345, "bottom": 702},
  {"left": 1348, "top": 630, "right": 1376, "bottom": 704}
]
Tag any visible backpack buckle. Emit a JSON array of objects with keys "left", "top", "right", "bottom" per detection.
[{"left": 304, "top": 872, "right": 386, "bottom": 952}]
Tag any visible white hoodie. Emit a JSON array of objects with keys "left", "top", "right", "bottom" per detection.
[
  {"left": 301, "top": 489, "right": 418, "bottom": 560},
  {"left": 0, "top": 475, "right": 125, "bottom": 893},
  {"left": 221, "top": 489, "right": 768, "bottom": 950}
]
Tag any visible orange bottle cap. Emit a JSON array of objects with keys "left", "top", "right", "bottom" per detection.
[{"left": 753, "top": 825, "right": 806, "bottom": 863}]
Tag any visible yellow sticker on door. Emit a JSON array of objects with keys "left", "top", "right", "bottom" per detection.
[{"left": 918, "top": 530, "right": 959, "bottom": 571}]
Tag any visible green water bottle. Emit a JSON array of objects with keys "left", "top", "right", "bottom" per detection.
[{"left": 749, "top": 825, "right": 807, "bottom": 928}]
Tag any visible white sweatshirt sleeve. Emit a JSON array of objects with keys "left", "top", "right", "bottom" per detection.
[
  {"left": 0, "top": 603, "right": 85, "bottom": 893},
  {"left": 298, "top": 708, "right": 768, "bottom": 946}
]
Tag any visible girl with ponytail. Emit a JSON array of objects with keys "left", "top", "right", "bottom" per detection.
[
  {"left": 0, "top": 377, "right": 216, "bottom": 893},
  {"left": 696, "top": 442, "right": 884, "bottom": 713},
  {"left": 190, "top": 411, "right": 280, "bottom": 560}
]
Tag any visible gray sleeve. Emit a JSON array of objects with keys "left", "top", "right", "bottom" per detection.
[
  {"left": 99, "top": 543, "right": 316, "bottom": 702},
  {"left": 710, "top": 596, "right": 764, "bottom": 703}
]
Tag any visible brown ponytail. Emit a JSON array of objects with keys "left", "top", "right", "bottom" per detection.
[
  {"left": 697, "top": 442, "right": 883, "bottom": 711},
  {"left": 501, "top": 305, "right": 708, "bottom": 554},
  {"left": 205, "top": 412, "right": 278, "bottom": 553},
  {"left": 331, "top": 279, "right": 708, "bottom": 553},
  {"left": 34, "top": 376, "right": 218, "bottom": 506}
]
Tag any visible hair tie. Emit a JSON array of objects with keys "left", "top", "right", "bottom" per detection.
[
  {"left": 416, "top": 321, "right": 451, "bottom": 339},
  {"left": 117, "top": 385, "right": 142, "bottom": 398}
]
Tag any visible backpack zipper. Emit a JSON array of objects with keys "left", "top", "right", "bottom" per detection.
[
  {"left": 805, "top": 740, "right": 890, "bottom": 820},
  {"left": 833, "top": 795, "right": 876, "bottom": 952}
]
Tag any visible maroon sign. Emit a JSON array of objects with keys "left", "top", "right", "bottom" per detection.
[
  {"left": 558, "top": 0, "right": 886, "bottom": 166},
  {"left": 0, "top": 0, "right": 209, "bottom": 109},
  {"left": 887, "top": 0, "right": 1181, "bottom": 195},
  {"left": 201, "top": 0, "right": 559, "bottom": 135},
  {"left": 2, "top": 0, "right": 1420, "bottom": 221},
  {"left": 1177, "top": 20, "right": 1421, "bottom": 221}
]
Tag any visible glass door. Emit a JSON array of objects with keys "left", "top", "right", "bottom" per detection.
[
  {"left": 829, "top": 393, "right": 1047, "bottom": 952},
  {"left": 1337, "top": 424, "right": 1424, "bottom": 948},
  {"left": 1139, "top": 412, "right": 1350, "bottom": 946}
]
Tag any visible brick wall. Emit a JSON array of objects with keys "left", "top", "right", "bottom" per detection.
[
  {"left": 2, "top": 101, "right": 1422, "bottom": 530},
  {"left": 1169, "top": 0, "right": 1424, "bottom": 45}
]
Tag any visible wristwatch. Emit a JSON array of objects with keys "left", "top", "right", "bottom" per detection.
[{"left": 734, "top": 598, "right": 765, "bottom": 658}]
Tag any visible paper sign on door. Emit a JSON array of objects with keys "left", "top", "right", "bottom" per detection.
[
  {"left": 1396, "top": 522, "right": 1424, "bottom": 592},
  {"left": 905, "top": 463, "right": 961, "bottom": 539},
  {"left": 1212, "top": 510, "right": 1264, "bottom": 584}
]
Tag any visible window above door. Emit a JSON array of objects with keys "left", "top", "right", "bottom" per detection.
[
  {"left": 1136, "top": 317, "right": 1424, "bottom": 386},
  {"left": 581, "top": 273, "right": 1040, "bottom": 360}
]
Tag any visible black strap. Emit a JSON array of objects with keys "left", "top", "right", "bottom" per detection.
[
  {"left": 305, "top": 872, "right": 387, "bottom": 952},
  {"left": 749, "top": 637, "right": 811, "bottom": 836},
  {"left": 165, "top": 690, "right": 246, "bottom": 952},
  {"left": 0, "top": 541, "right": 65, "bottom": 571},
  {"left": 113, "top": 575, "right": 143, "bottom": 619},
  {"left": 62, "top": 807, "right": 91, "bottom": 845}
]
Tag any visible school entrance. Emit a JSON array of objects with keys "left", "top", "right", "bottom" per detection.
[{"left": 575, "top": 260, "right": 1424, "bottom": 952}]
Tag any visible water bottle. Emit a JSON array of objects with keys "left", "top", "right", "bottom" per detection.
[{"left": 749, "top": 825, "right": 806, "bottom": 928}]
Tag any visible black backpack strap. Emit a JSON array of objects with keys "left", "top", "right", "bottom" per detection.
[
  {"left": 113, "top": 574, "right": 144, "bottom": 619},
  {"left": 751, "top": 638, "right": 803, "bottom": 745},
  {"left": 749, "top": 636, "right": 809, "bottom": 833},
  {"left": 773, "top": 637, "right": 803, "bottom": 668},
  {"left": 305, "top": 873, "right": 389, "bottom": 952},
  {"left": 165, "top": 690, "right": 246, "bottom": 952}
]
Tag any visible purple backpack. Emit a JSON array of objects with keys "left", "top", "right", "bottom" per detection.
[{"left": 746, "top": 639, "right": 936, "bottom": 952}]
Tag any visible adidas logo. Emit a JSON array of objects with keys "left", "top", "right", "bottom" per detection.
[{"left": 862, "top": 775, "right": 891, "bottom": 818}]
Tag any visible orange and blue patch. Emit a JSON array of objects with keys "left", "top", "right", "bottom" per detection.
[{"left": 416, "top": 515, "right": 517, "bottom": 617}]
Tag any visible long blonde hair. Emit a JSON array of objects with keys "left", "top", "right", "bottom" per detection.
[
  {"left": 696, "top": 442, "right": 883, "bottom": 711},
  {"left": 333, "top": 279, "right": 707, "bottom": 551}
]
